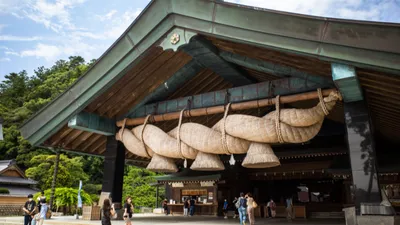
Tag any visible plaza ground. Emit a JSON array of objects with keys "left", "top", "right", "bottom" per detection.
[{"left": 0, "top": 214, "right": 345, "bottom": 225}]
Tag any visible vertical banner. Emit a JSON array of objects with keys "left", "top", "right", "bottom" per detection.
[{"left": 78, "top": 180, "right": 82, "bottom": 208}]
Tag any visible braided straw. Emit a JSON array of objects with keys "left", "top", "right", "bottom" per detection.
[
  {"left": 177, "top": 109, "right": 186, "bottom": 159},
  {"left": 318, "top": 88, "right": 329, "bottom": 116},
  {"left": 221, "top": 103, "right": 232, "bottom": 155},
  {"left": 275, "top": 96, "right": 284, "bottom": 143},
  {"left": 141, "top": 115, "right": 151, "bottom": 158}
]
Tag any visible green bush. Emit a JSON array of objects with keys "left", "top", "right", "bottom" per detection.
[
  {"left": 83, "top": 184, "right": 102, "bottom": 195},
  {"left": 34, "top": 188, "right": 92, "bottom": 208},
  {"left": 0, "top": 188, "right": 10, "bottom": 194}
]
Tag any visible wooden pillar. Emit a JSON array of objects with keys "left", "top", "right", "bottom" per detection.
[
  {"left": 344, "top": 100, "right": 381, "bottom": 213},
  {"left": 101, "top": 136, "right": 125, "bottom": 207}
]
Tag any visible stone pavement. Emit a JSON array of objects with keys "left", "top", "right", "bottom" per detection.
[{"left": 0, "top": 214, "right": 345, "bottom": 225}]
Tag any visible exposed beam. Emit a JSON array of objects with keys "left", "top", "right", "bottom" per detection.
[
  {"left": 121, "top": 60, "right": 205, "bottom": 119},
  {"left": 181, "top": 36, "right": 253, "bottom": 86},
  {"left": 332, "top": 63, "right": 363, "bottom": 102},
  {"left": 129, "top": 77, "right": 332, "bottom": 119},
  {"left": 68, "top": 111, "right": 115, "bottom": 136},
  {"left": 219, "top": 50, "right": 333, "bottom": 86},
  {"left": 117, "top": 88, "right": 337, "bottom": 127}
]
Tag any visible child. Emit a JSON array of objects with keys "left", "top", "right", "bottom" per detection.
[{"left": 223, "top": 199, "right": 229, "bottom": 219}]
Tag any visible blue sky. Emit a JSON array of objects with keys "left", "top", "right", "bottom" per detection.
[{"left": 0, "top": 0, "right": 399, "bottom": 81}]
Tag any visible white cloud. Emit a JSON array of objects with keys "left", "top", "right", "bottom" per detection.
[
  {"left": 0, "top": 57, "right": 11, "bottom": 62},
  {"left": 20, "top": 43, "right": 62, "bottom": 61},
  {"left": 225, "top": 0, "right": 395, "bottom": 22},
  {"left": 71, "top": 31, "right": 104, "bottom": 40},
  {"left": 5, "top": 51, "right": 20, "bottom": 56},
  {"left": 97, "top": 9, "right": 118, "bottom": 22},
  {"left": 103, "top": 8, "right": 142, "bottom": 39},
  {"left": 0, "top": 35, "right": 43, "bottom": 41}
]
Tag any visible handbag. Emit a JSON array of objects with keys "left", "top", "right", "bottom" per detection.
[
  {"left": 112, "top": 209, "right": 117, "bottom": 219},
  {"left": 252, "top": 200, "right": 258, "bottom": 208}
]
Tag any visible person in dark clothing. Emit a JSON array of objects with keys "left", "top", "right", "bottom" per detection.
[
  {"left": 124, "top": 196, "right": 134, "bottom": 225},
  {"left": 101, "top": 199, "right": 115, "bottom": 225},
  {"left": 189, "top": 197, "right": 196, "bottom": 216},
  {"left": 36, "top": 191, "right": 46, "bottom": 212},
  {"left": 183, "top": 198, "right": 189, "bottom": 216},
  {"left": 233, "top": 197, "right": 239, "bottom": 219},
  {"left": 162, "top": 199, "right": 169, "bottom": 215},
  {"left": 23, "top": 194, "right": 36, "bottom": 225}
]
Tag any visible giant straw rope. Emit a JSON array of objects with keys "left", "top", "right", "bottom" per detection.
[{"left": 116, "top": 90, "right": 342, "bottom": 171}]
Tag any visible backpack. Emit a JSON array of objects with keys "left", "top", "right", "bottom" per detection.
[
  {"left": 234, "top": 200, "right": 240, "bottom": 209},
  {"left": 239, "top": 198, "right": 247, "bottom": 208}
]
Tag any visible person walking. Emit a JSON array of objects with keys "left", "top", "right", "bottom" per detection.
[
  {"left": 124, "top": 196, "right": 134, "bottom": 225},
  {"left": 189, "top": 196, "right": 196, "bottom": 216},
  {"left": 33, "top": 199, "right": 48, "bottom": 225},
  {"left": 223, "top": 199, "right": 229, "bottom": 219},
  {"left": 246, "top": 193, "right": 256, "bottom": 225},
  {"left": 232, "top": 197, "right": 239, "bottom": 219},
  {"left": 286, "top": 196, "right": 293, "bottom": 222},
  {"left": 23, "top": 194, "right": 36, "bottom": 225},
  {"left": 238, "top": 193, "right": 247, "bottom": 225},
  {"left": 101, "top": 199, "right": 116, "bottom": 225},
  {"left": 183, "top": 198, "right": 189, "bottom": 216},
  {"left": 270, "top": 199, "right": 277, "bottom": 218}
]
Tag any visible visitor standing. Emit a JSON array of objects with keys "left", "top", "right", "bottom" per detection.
[
  {"left": 238, "top": 192, "right": 247, "bottom": 225},
  {"left": 270, "top": 199, "right": 276, "bottom": 218},
  {"left": 162, "top": 199, "right": 169, "bottom": 215},
  {"left": 189, "top": 197, "right": 196, "bottom": 216},
  {"left": 232, "top": 197, "right": 239, "bottom": 219},
  {"left": 36, "top": 192, "right": 46, "bottom": 212},
  {"left": 286, "top": 196, "right": 293, "bottom": 222},
  {"left": 223, "top": 199, "right": 229, "bottom": 219},
  {"left": 23, "top": 194, "right": 36, "bottom": 225},
  {"left": 246, "top": 193, "right": 256, "bottom": 225},
  {"left": 183, "top": 198, "right": 189, "bottom": 216},
  {"left": 101, "top": 199, "right": 116, "bottom": 225},
  {"left": 124, "top": 196, "right": 134, "bottom": 225}
]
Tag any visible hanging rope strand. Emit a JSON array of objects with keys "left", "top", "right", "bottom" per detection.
[
  {"left": 141, "top": 115, "right": 152, "bottom": 158},
  {"left": 275, "top": 96, "right": 284, "bottom": 144},
  {"left": 221, "top": 103, "right": 232, "bottom": 155},
  {"left": 177, "top": 109, "right": 186, "bottom": 159},
  {"left": 318, "top": 88, "right": 329, "bottom": 116}
]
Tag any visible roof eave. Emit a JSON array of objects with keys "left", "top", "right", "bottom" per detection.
[{"left": 20, "top": 0, "right": 400, "bottom": 147}]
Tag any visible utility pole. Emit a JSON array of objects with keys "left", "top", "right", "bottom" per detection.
[{"left": 49, "top": 150, "right": 60, "bottom": 214}]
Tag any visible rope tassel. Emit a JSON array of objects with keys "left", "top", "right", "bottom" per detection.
[{"left": 229, "top": 154, "right": 236, "bottom": 166}]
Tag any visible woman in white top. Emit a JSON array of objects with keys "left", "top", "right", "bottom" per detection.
[{"left": 245, "top": 193, "right": 255, "bottom": 225}]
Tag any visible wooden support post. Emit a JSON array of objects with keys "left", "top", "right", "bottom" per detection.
[
  {"left": 117, "top": 88, "right": 337, "bottom": 127},
  {"left": 101, "top": 136, "right": 125, "bottom": 209}
]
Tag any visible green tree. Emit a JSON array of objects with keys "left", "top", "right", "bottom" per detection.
[
  {"left": 0, "top": 56, "right": 92, "bottom": 169},
  {"left": 122, "top": 166, "right": 164, "bottom": 209},
  {"left": 33, "top": 188, "right": 92, "bottom": 212},
  {"left": 26, "top": 154, "right": 89, "bottom": 190}
]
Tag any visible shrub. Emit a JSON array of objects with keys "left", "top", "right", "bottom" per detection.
[{"left": 0, "top": 188, "right": 9, "bottom": 194}]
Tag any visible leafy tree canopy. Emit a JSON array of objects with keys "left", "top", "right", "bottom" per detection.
[
  {"left": 26, "top": 154, "right": 89, "bottom": 190},
  {"left": 123, "top": 166, "right": 165, "bottom": 209}
]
